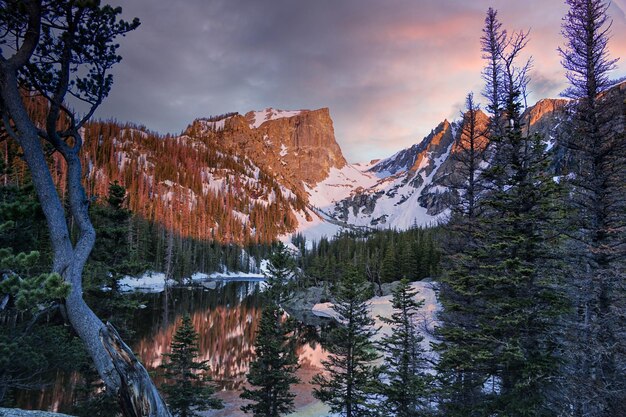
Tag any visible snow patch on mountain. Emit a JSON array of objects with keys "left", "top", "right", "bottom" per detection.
[
  {"left": 287, "top": 209, "right": 345, "bottom": 249},
  {"left": 249, "top": 108, "right": 303, "bottom": 129},
  {"left": 306, "top": 165, "right": 378, "bottom": 211}
]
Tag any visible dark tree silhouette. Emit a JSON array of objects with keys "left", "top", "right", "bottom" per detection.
[
  {"left": 557, "top": 1, "right": 626, "bottom": 415},
  {"left": 240, "top": 243, "right": 300, "bottom": 417},
  {"left": 240, "top": 302, "right": 299, "bottom": 417},
  {"left": 450, "top": 92, "right": 489, "bottom": 221},
  {"left": 160, "top": 315, "right": 223, "bottom": 417},
  {"left": 312, "top": 269, "right": 380, "bottom": 417},
  {"left": 558, "top": 0, "right": 620, "bottom": 100},
  {"left": 378, "top": 279, "right": 433, "bottom": 417},
  {"left": 0, "top": 2, "right": 170, "bottom": 416},
  {"left": 481, "top": 7, "right": 506, "bottom": 136}
]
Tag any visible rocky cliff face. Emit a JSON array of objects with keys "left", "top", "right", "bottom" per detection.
[
  {"left": 369, "top": 120, "right": 455, "bottom": 176},
  {"left": 187, "top": 107, "right": 346, "bottom": 190},
  {"left": 251, "top": 108, "right": 347, "bottom": 185}
]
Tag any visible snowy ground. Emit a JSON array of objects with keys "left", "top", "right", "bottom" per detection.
[{"left": 312, "top": 281, "right": 440, "bottom": 355}]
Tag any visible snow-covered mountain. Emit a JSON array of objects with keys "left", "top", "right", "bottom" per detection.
[
  {"left": 50, "top": 82, "right": 625, "bottom": 244},
  {"left": 301, "top": 81, "right": 626, "bottom": 236}
]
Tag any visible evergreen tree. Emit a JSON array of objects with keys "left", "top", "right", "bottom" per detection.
[
  {"left": 557, "top": 1, "right": 626, "bottom": 414},
  {"left": 438, "top": 125, "right": 567, "bottom": 417},
  {"left": 558, "top": 0, "right": 620, "bottom": 100},
  {"left": 0, "top": 184, "right": 82, "bottom": 403},
  {"left": 481, "top": 7, "right": 506, "bottom": 136},
  {"left": 437, "top": 10, "right": 568, "bottom": 416},
  {"left": 160, "top": 315, "right": 223, "bottom": 417},
  {"left": 240, "top": 244, "right": 300, "bottom": 417},
  {"left": 107, "top": 180, "right": 127, "bottom": 210},
  {"left": 378, "top": 279, "right": 433, "bottom": 417},
  {"left": 240, "top": 302, "right": 300, "bottom": 417},
  {"left": 380, "top": 241, "right": 398, "bottom": 283},
  {"left": 398, "top": 238, "right": 418, "bottom": 281},
  {"left": 450, "top": 93, "right": 489, "bottom": 222},
  {"left": 312, "top": 269, "right": 380, "bottom": 417},
  {"left": 264, "top": 242, "right": 297, "bottom": 304}
]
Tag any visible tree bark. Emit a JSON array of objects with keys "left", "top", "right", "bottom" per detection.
[{"left": 101, "top": 324, "right": 172, "bottom": 417}]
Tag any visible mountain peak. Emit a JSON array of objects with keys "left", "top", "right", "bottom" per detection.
[{"left": 250, "top": 107, "right": 346, "bottom": 185}]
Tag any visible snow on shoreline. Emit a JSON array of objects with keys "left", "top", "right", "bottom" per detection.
[
  {"left": 118, "top": 269, "right": 267, "bottom": 293},
  {"left": 312, "top": 281, "right": 440, "bottom": 350}
]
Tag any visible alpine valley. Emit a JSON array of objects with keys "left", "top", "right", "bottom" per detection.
[{"left": 17, "top": 82, "right": 626, "bottom": 246}]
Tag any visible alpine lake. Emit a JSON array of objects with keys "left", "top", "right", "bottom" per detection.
[{"left": 16, "top": 279, "right": 331, "bottom": 417}]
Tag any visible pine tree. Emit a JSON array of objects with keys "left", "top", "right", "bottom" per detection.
[
  {"left": 557, "top": 1, "right": 626, "bottom": 414},
  {"left": 240, "top": 244, "right": 300, "bottom": 417},
  {"left": 437, "top": 9, "right": 568, "bottom": 416},
  {"left": 160, "top": 315, "right": 223, "bottom": 417},
  {"left": 481, "top": 7, "right": 507, "bottom": 136},
  {"left": 240, "top": 302, "right": 300, "bottom": 417},
  {"left": 107, "top": 180, "right": 127, "bottom": 210},
  {"left": 558, "top": 0, "right": 620, "bottom": 100},
  {"left": 450, "top": 93, "right": 489, "bottom": 222},
  {"left": 264, "top": 242, "right": 297, "bottom": 304},
  {"left": 380, "top": 241, "right": 398, "bottom": 283},
  {"left": 378, "top": 279, "right": 433, "bottom": 417},
  {"left": 438, "top": 126, "right": 567, "bottom": 417},
  {"left": 312, "top": 269, "right": 380, "bottom": 417}
]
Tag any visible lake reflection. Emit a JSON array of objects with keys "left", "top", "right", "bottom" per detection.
[
  {"left": 134, "top": 281, "right": 262, "bottom": 390},
  {"left": 16, "top": 280, "right": 327, "bottom": 413}
]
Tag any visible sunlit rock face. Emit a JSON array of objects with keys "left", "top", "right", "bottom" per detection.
[
  {"left": 247, "top": 107, "right": 348, "bottom": 186},
  {"left": 188, "top": 107, "right": 347, "bottom": 191}
]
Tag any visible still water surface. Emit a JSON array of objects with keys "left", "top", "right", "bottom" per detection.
[{"left": 18, "top": 280, "right": 327, "bottom": 415}]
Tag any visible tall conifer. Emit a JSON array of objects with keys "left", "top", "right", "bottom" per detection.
[
  {"left": 160, "top": 315, "right": 223, "bottom": 417},
  {"left": 557, "top": 1, "right": 626, "bottom": 414},
  {"left": 437, "top": 9, "right": 568, "bottom": 416},
  {"left": 312, "top": 269, "right": 380, "bottom": 417},
  {"left": 240, "top": 244, "right": 300, "bottom": 417},
  {"left": 378, "top": 279, "right": 433, "bottom": 417}
]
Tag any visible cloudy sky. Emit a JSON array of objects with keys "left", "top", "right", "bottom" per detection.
[{"left": 100, "top": 0, "right": 626, "bottom": 162}]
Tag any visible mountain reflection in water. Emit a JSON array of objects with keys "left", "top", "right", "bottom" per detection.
[
  {"left": 135, "top": 281, "right": 262, "bottom": 390},
  {"left": 17, "top": 280, "right": 327, "bottom": 413}
]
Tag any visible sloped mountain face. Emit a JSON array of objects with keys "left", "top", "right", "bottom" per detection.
[
  {"left": 17, "top": 83, "right": 624, "bottom": 244},
  {"left": 325, "top": 119, "right": 461, "bottom": 229},
  {"left": 21, "top": 103, "right": 349, "bottom": 244},
  {"left": 323, "top": 83, "right": 624, "bottom": 231},
  {"left": 369, "top": 120, "right": 457, "bottom": 177},
  {"left": 186, "top": 107, "right": 346, "bottom": 191},
  {"left": 326, "top": 101, "right": 569, "bottom": 229}
]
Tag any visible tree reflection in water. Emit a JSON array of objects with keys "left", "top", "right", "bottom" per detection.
[{"left": 16, "top": 280, "right": 327, "bottom": 413}]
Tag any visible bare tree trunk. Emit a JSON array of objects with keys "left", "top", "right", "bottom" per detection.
[{"left": 1, "top": 62, "right": 171, "bottom": 417}]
